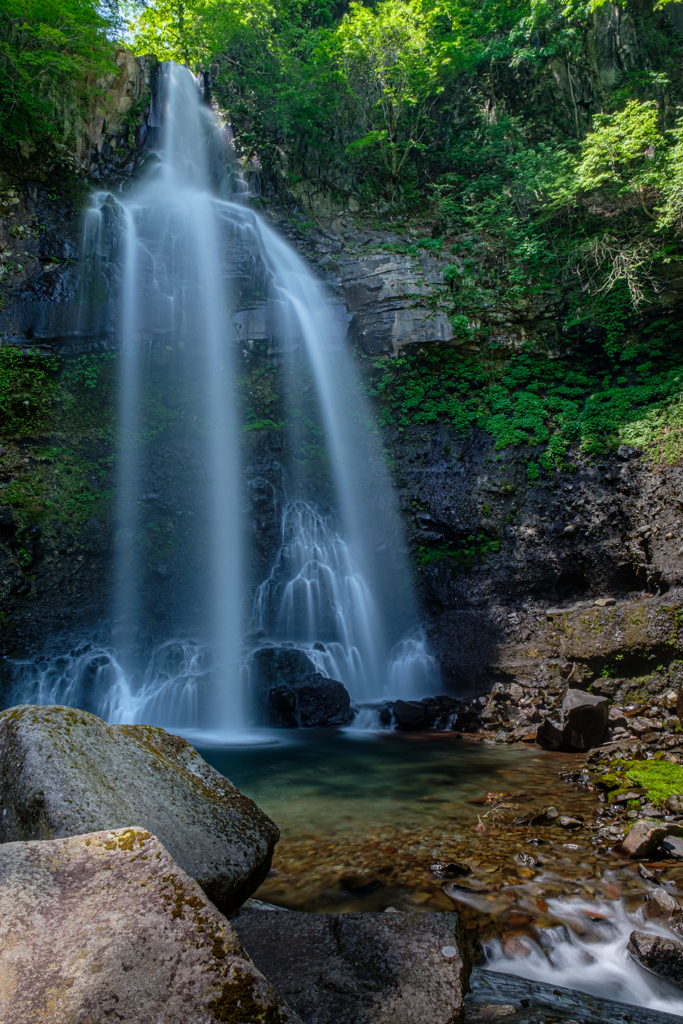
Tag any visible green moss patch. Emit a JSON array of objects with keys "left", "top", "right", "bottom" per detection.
[{"left": 609, "top": 761, "right": 683, "bottom": 806}]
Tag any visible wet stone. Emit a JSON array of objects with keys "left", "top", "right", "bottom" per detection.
[{"left": 628, "top": 931, "right": 683, "bottom": 989}]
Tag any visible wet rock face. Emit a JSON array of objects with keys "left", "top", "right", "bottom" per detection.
[
  {"left": 249, "top": 647, "right": 354, "bottom": 727},
  {"left": 0, "top": 827, "right": 299, "bottom": 1024},
  {"left": 0, "top": 704, "right": 279, "bottom": 913},
  {"left": 232, "top": 905, "right": 470, "bottom": 1024},
  {"left": 628, "top": 931, "right": 683, "bottom": 990}
]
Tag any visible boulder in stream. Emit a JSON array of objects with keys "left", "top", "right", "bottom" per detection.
[
  {"left": 0, "top": 704, "right": 279, "bottom": 913},
  {"left": 621, "top": 819, "right": 683, "bottom": 858},
  {"left": 249, "top": 647, "right": 354, "bottom": 727},
  {"left": 0, "top": 827, "right": 300, "bottom": 1024},
  {"left": 628, "top": 930, "right": 683, "bottom": 990},
  {"left": 232, "top": 904, "right": 470, "bottom": 1024},
  {"left": 536, "top": 689, "right": 608, "bottom": 751}
]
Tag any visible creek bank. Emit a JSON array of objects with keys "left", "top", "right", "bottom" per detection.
[
  {"left": 0, "top": 703, "right": 278, "bottom": 913},
  {"left": 0, "top": 826, "right": 298, "bottom": 1024},
  {"left": 232, "top": 904, "right": 470, "bottom": 1024}
]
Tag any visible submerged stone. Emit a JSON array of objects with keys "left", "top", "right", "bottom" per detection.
[
  {"left": 0, "top": 704, "right": 279, "bottom": 913},
  {"left": 232, "top": 905, "right": 470, "bottom": 1024},
  {"left": 0, "top": 827, "right": 299, "bottom": 1024}
]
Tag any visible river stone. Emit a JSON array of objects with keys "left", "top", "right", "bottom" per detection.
[
  {"left": 644, "top": 888, "right": 682, "bottom": 921},
  {"left": 0, "top": 827, "right": 300, "bottom": 1024},
  {"left": 0, "top": 704, "right": 279, "bottom": 913},
  {"left": 620, "top": 819, "right": 683, "bottom": 858},
  {"left": 249, "top": 647, "right": 353, "bottom": 727},
  {"left": 628, "top": 931, "right": 683, "bottom": 990},
  {"left": 232, "top": 905, "right": 470, "bottom": 1024}
]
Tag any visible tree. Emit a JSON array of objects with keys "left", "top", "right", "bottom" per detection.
[
  {"left": 0, "top": 0, "right": 115, "bottom": 158},
  {"left": 128, "top": 0, "right": 273, "bottom": 69},
  {"left": 323, "top": 0, "right": 442, "bottom": 187}
]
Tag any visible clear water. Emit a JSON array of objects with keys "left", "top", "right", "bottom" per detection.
[{"left": 199, "top": 733, "right": 683, "bottom": 1016}]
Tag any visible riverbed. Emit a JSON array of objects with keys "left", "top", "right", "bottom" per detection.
[{"left": 201, "top": 731, "right": 683, "bottom": 1015}]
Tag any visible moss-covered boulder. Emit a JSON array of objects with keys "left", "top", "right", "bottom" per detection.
[
  {"left": 0, "top": 704, "right": 279, "bottom": 913},
  {"left": 0, "top": 827, "right": 299, "bottom": 1023}
]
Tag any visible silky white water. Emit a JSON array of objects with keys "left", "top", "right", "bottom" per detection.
[
  {"left": 21, "top": 61, "right": 439, "bottom": 735},
  {"left": 485, "top": 889, "right": 683, "bottom": 1015}
]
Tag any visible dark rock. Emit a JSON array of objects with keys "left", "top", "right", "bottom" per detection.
[
  {"left": 628, "top": 931, "right": 683, "bottom": 989},
  {"left": 535, "top": 715, "right": 565, "bottom": 751},
  {"left": 249, "top": 646, "right": 353, "bottom": 727},
  {"left": 530, "top": 806, "right": 559, "bottom": 826},
  {"left": 662, "top": 836, "right": 683, "bottom": 860},
  {"left": 0, "top": 705, "right": 279, "bottom": 914},
  {"left": 0, "top": 827, "right": 299, "bottom": 1024},
  {"left": 643, "top": 888, "right": 682, "bottom": 921},
  {"left": 392, "top": 699, "right": 428, "bottom": 729},
  {"left": 232, "top": 905, "right": 470, "bottom": 1024},
  {"left": 430, "top": 861, "right": 472, "bottom": 879},
  {"left": 536, "top": 689, "right": 608, "bottom": 752}
]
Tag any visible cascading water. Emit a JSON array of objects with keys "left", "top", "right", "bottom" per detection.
[
  {"left": 253, "top": 502, "right": 439, "bottom": 701},
  {"left": 7, "top": 61, "right": 438, "bottom": 736},
  {"left": 103, "top": 63, "right": 244, "bottom": 733}
]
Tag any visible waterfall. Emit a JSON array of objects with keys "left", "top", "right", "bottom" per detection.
[
  {"left": 94, "top": 63, "right": 245, "bottom": 731},
  {"left": 253, "top": 503, "right": 438, "bottom": 702},
  {"left": 6, "top": 61, "right": 438, "bottom": 736}
]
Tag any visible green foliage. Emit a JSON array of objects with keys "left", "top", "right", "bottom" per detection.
[
  {"left": 128, "top": 0, "right": 273, "bottom": 68},
  {"left": 0, "top": 0, "right": 116, "bottom": 158},
  {"left": 418, "top": 532, "right": 500, "bottom": 569},
  {"left": 2, "top": 445, "right": 111, "bottom": 535},
  {"left": 325, "top": 0, "right": 443, "bottom": 185},
  {"left": 0, "top": 347, "right": 58, "bottom": 434}
]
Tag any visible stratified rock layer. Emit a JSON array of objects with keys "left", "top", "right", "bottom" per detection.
[
  {"left": 0, "top": 704, "right": 279, "bottom": 912},
  {"left": 0, "top": 827, "right": 300, "bottom": 1024},
  {"left": 232, "top": 905, "right": 470, "bottom": 1024}
]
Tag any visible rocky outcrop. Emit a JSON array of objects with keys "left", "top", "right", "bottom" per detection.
[
  {"left": 536, "top": 688, "right": 609, "bottom": 751},
  {"left": 232, "top": 905, "right": 470, "bottom": 1024},
  {"left": 628, "top": 931, "right": 683, "bottom": 990},
  {"left": 249, "top": 647, "right": 354, "bottom": 727},
  {"left": 0, "top": 827, "right": 300, "bottom": 1024},
  {"left": 0, "top": 704, "right": 279, "bottom": 913}
]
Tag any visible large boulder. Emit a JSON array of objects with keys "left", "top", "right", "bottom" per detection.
[
  {"left": 249, "top": 647, "right": 354, "bottom": 727},
  {"left": 232, "top": 905, "right": 470, "bottom": 1024},
  {"left": 0, "top": 827, "right": 300, "bottom": 1024},
  {"left": 0, "top": 704, "right": 279, "bottom": 913},
  {"left": 628, "top": 931, "right": 683, "bottom": 990},
  {"left": 536, "top": 689, "right": 608, "bottom": 751}
]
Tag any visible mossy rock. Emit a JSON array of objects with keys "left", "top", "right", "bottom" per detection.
[{"left": 0, "top": 704, "right": 279, "bottom": 913}]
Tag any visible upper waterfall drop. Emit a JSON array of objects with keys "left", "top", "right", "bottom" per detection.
[{"left": 75, "top": 60, "right": 439, "bottom": 737}]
